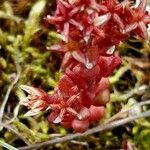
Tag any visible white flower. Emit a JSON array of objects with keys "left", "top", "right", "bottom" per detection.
[{"left": 20, "top": 85, "right": 50, "bottom": 117}]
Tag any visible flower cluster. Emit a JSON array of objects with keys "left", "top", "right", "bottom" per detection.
[{"left": 20, "top": 0, "right": 150, "bottom": 132}]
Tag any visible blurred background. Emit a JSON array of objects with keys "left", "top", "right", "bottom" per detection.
[{"left": 0, "top": 0, "right": 150, "bottom": 149}]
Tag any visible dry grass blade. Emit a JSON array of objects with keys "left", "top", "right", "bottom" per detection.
[{"left": 18, "top": 109, "right": 150, "bottom": 150}]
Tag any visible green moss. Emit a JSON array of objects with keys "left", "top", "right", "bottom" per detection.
[{"left": 0, "top": 0, "right": 150, "bottom": 149}]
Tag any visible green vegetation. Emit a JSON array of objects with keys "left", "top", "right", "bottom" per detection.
[{"left": 0, "top": 0, "right": 150, "bottom": 149}]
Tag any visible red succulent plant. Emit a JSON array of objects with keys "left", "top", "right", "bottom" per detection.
[
  {"left": 20, "top": 0, "right": 150, "bottom": 133},
  {"left": 123, "top": 0, "right": 150, "bottom": 39},
  {"left": 20, "top": 85, "right": 52, "bottom": 116}
]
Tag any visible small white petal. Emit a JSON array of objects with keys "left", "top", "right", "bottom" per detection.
[
  {"left": 84, "top": 36, "right": 90, "bottom": 43},
  {"left": 138, "top": 21, "right": 148, "bottom": 39},
  {"left": 61, "top": 0, "right": 71, "bottom": 8},
  {"left": 81, "top": 5, "right": 85, "bottom": 11},
  {"left": 20, "top": 85, "right": 39, "bottom": 96},
  {"left": 47, "top": 44, "right": 62, "bottom": 51},
  {"left": 78, "top": 107, "right": 90, "bottom": 120},
  {"left": 24, "top": 109, "right": 41, "bottom": 117},
  {"left": 53, "top": 115, "right": 62, "bottom": 124},
  {"left": 132, "top": 0, "right": 140, "bottom": 8},
  {"left": 69, "top": 6, "right": 81, "bottom": 17},
  {"left": 85, "top": 58, "right": 94, "bottom": 69},
  {"left": 86, "top": 8, "right": 94, "bottom": 14},
  {"left": 85, "top": 62, "right": 93, "bottom": 69},
  {"left": 68, "top": 0, "right": 78, "bottom": 5},
  {"left": 19, "top": 98, "right": 29, "bottom": 106},
  {"left": 32, "top": 100, "right": 43, "bottom": 109},
  {"left": 46, "top": 15, "right": 64, "bottom": 22},
  {"left": 69, "top": 19, "right": 83, "bottom": 30},
  {"left": 46, "top": 106, "right": 51, "bottom": 111},
  {"left": 72, "top": 52, "right": 94, "bottom": 69},
  {"left": 106, "top": 45, "right": 115, "bottom": 55},
  {"left": 123, "top": 23, "right": 138, "bottom": 33},
  {"left": 67, "top": 107, "right": 82, "bottom": 120},
  {"left": 93, "top": 13, "right": 111, "bottom": 26},
  {"left": 62, "top": 23, "right": 69, "bottom": 42},
  {"left": 72, "top": 51, "right": 86, "bottom": 64}
]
